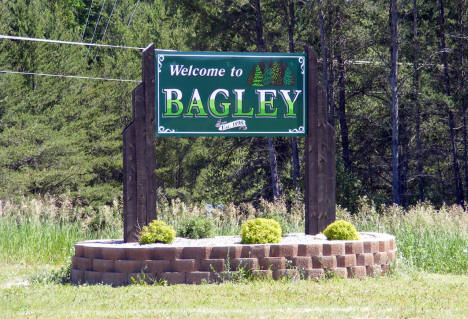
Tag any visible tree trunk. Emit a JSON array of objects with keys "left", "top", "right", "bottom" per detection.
[
  {"left": 255, "top": 0, "right": 282, "bottom": 198},
  {"left": 337, "top": 49, "right": 350, "bottom": 171},
  {"left": 283, "top": 0, "right": 300, "bottom": 188},
  {"left": 317, "top": 0, "right": 330, "bottom": 124},
  {"left": 438, "top": 0, "right": 464, "bottom": 206},
  {"left": 390, "top": 0, "right": 400, "bottom": 205},
  {"left": 413, "top": 0, "right": 424, "bottom": 202},
  {"left": 458, "top": 0, "right": 468, "bottom": 202}
]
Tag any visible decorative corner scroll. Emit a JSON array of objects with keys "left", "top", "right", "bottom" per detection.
[
  {"left": 157, "top": 55, "right": 165, "bottom": 73},
  {"left": 288, "top": 126, "right": 305, "bottom": 134},
  {"left": 298, "top": 57, "right": 305, "bottom": 75},
  {"left": 158, "top": 126, "right": 175, "bottom": 134}
]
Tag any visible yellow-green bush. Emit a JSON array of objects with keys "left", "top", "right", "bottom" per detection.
[
  {"left": 139, "top": 220, "right": 176, "bottom": 244},
  {"left": 323, "top": 220, "right": 360, "bottom": 240},
  {"left": 240, "top": 218, "right": 282, "bottom": 244}
]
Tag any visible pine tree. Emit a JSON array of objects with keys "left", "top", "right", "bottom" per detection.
[
  {"left": 252, "top": 64, "right": 264, "bottom": 87},
  {"left": 271, "top": 61, "right": 282, "bottom": 86},
  {"left": 263, "top": 66, "right": 272, "bottom": 86},
  {"left": 283, "top": 66, "right": 295, "bottom": 86}
]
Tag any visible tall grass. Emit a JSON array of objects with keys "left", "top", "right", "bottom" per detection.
[
  {"left": 1, "top": 195, "right": 467, "bottom": 275},
  {"left": 337, "top": 199, "right": 468, "bottom": 275},
  {"left": 0, "top": 196, "right": 122, "bottom": 265}
]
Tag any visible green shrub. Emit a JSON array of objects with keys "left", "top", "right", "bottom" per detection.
[
  {"left": 323, "top": 220, "right": 360, "bottom": 240},
  {"left": 139, "top": 220, "right": 176, "bottom": 244},
  {"left": 262, "top": 213, "right": 289, "bottom": 236},
  {"left": 241, "top": 218, "right": 282, "bottom": 244},
  {"left": 178, "top": 216, "right": 214, "bottom": 239}
]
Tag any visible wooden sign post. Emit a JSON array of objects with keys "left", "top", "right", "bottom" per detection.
[
  {"left": 122, "top": 44, "right": 157, "bottom": 242},
  {"left": 304, "top": 47, "right": 336, "bottom": 235},
  {"left": 122, "top": 44, "right": 335, "bottom": 242}
]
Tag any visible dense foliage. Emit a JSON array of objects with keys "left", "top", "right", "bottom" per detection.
[
  {"left": 139, "top": 220, "right": 175, "bottom": 244},
  {"left": 0, "top": 0, "right": 466, "bottom": 211},
  {"left": 241, "top": 218, "right": 282, "bottom": 244},
  {"left": 323, "top": 220, "right": 360, "bottom": 240},
  {"left": 177, "top": 216, "right": 215, "bottom": 239}
]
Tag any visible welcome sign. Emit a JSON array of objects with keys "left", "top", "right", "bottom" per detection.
[{"left": 155, "top": 51, "right": 307, "bottom": 136}]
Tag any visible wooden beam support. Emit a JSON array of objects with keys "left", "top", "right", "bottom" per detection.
[
  {"left": 123, "top": 44, "right": 157, "bottom": 242},
  {"left": 304, "top": 46, "right": 336, "bottom": 235}
]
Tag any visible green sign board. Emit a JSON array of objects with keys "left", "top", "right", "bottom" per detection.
[{"left": 155, "top": 51, "right": 307, "bottom": 136}]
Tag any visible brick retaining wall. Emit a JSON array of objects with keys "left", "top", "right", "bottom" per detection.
[{"left": 71, "top": 233, "right": 396, "bottom": 285}]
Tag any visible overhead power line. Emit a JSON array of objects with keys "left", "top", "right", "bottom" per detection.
[
  {"left": 89, "top": 0, "right": 107, "bottom": 46},
  {"left": 81, "top": 0, "right": 95, "bottom": 41},
  {"left": 0, "top": 34, "right": 145, "bottom": 50},
  {"left": 0, "top": 69, "right": 140, "bottom": 83}
]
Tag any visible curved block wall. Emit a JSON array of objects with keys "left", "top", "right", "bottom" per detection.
[{"left": 70, "top": 232, "right": 396, "bottom": 285}]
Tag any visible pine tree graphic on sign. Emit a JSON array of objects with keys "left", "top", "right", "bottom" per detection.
[
  {"left": 252, "top": 65, "right": 264, "bottom": 86},
  {"left": 283, "top": 65, "right": 296, "bottom": 86},
  {"left": 271, "top": 61, "right": 282, "bottom": 86}
]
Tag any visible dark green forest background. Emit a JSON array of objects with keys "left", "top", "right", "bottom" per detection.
[{"left": 0, "top": 0, "right": 466, "bottom": 212}]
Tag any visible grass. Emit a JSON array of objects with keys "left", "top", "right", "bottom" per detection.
[
  {"left": 0, "top": 196, "right": 467, "bottom": 318},
  {"left": 0, "top": 265, "right": 467, "bottom": 318}
]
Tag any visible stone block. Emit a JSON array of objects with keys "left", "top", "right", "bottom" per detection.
[
  {"left": 186, "top": 272, "right": 211, "bottom": 285},
  {"left": 101, "top": 272, "right": 128, "bottom": 286},
  {"left": 345, "top": 242, "right": 364, "bottom": 254},
  {"left": 312, "top": 256, "right": 336, "bottom": 269},
  {"left": 172, "top": 259, "right": 196, "bottom": 272},
  {"left": 331, "top": 267, "right": 348, "bottom": 278},
  {"left": 93, "top": 259, "right": 114, "bottom": 272},
  {"left": 337, "top": 255, "right": 357, "bottom": 268},
  {"left": 269, "top": 244, "right": 298, "bottom": 258},
  {"left": 182, "top": 246, "right": 211, "bottom": 260},
  {"left": 72, "top": 256, "right": 93, "bottom": 271},
  {"left": 251, "top": 270, "right": 272, "bottom": 280},
  {"left": 70, "top": 269, "right": 84, "bottom": 284},
  {"left": 84, "top": 271, "right": 102, "bottom": 284},
  {"left": 323, "top": 242, "right": 345, "bottom": 256},
  {"left": 241, "top": 245, "right": 270, "bottom": 259},
  {"left": 84, "top": 246, "right": 102, "bottom": 259},
  {"left": 298, "top": 243, "right": 322, "bottom": 257},
  {"left": 291, "top": 256, "right": 312, "bottom": 270},
  {"left": 304, "top": 269, "right": 325, "bottom": 280},
  {"left": 153, "top": 247, "right": 183, "bottom": 260},
  {"left": 200, "top": 259, "right": 225, "bottom": 272},
  {"left": 230, "top": 258, "right": 258, "bottom": 271},
  {"left": 379, "top": 240, "right": 389, "bottom": 252},
  {"left": 74, "top": 245, "right": 85, "bottom": 257},
  {"left": 363, "top": 241, "right": 379, "bottom": 253},
  {"left": 126, "top": 247, "right": 152, "bottom": 260},
  {"left": 347, "top": 266, "right": 366, "bottom": 279},
  {"left": 101, "top": 247, "right": 126, "bottom": 261},
  {"left": 356, "top": 253, "right": 374, "bottom": 266},
  {"left": 115, "top": 260, "right": 144, "bottom": 273},
  {"left": 387, "top": 250, "right": 396, "bottom": 261},
  {"left": 211, "top": 246, "right": 241, "bottom": 259},
  {"left": 145, "top": 260, "right": 171, "bottom": 273},
  {"left": 374, "top": 252, "right": 388, "bottom": 265},
  {"left": 260, "top": 257, "right": 285, "bottom": 271},
  {"left": 128, "top": 272, "right": 156, "bottom": 284},
  {"left": 159, "top": 272, "right": 185, "bottom": 285},
  {"left": 366, "top": 265, "right": 382, "bottom": 277},
  {"left": 273, "top": 269, "right": 300, "bottom": 280}
]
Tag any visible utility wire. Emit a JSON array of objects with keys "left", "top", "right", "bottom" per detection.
[
  {"left": 88, "top": 0, "right": 107, "bottom": 49},
  {"left": 94, "top": 0, "right": 119, "bottom": 59},
  {"left": 0, "top": 34, "right": 145, "bottom": 50},
  {"left": 0, "top": 69, "right": 140, "bottom": 82},
  {"left": 81, "top": 0, "right": 95, "bottom": 40},
  {"left": 100, "top": 0, "right": 118, "bottom": 42},
  {"left": 127, "top": 0, "right": 140, "bottom": 26}
]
